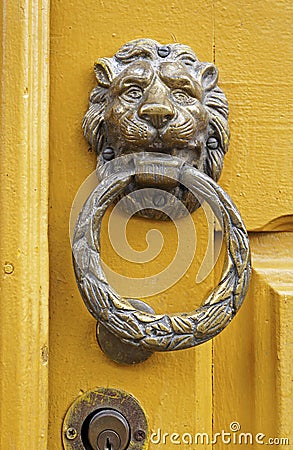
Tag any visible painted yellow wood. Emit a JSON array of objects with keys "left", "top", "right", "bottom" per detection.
[
  {"left": 49, "top": 1, "right": 217, "bottom": 448},
  {"left": 38, "top": 0, "right": 293, "bottom": 448},
  {"left": 214, "top": 0, "right": 293, "bottom": 231},
  {"left": 1, "top": 0, "right": 291, "bottom": 448},
  {"left": 214, "top": 232, "right": 293, "bottom": 449},
  {"left": 49, "top": 213, "right": 214, "bottom": 450},
  {"left": 0, "top": 1, "right": 49, "bottom": 449}
]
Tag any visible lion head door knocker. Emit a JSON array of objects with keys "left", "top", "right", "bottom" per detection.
[{"left": 72, "top": 39, "right": 251, "bottom": 364}]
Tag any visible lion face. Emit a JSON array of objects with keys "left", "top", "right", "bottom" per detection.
[
  {"left": 104, "top": 60, "right": 208, "bottom": 166},
  {"left": 83, "top": 39, "right": 229, "bottom": 219}
]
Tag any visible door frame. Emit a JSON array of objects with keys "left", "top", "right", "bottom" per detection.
[{"left": 0, "top": 1, "right": 49, "bottom": 448}]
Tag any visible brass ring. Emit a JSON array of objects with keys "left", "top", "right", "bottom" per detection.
[{"left": 72, "top": 155, "right": 251, "bottom": 352}]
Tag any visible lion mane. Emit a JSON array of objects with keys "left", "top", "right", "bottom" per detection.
[{"left": 82, "top": 39, "right": 229, "bottom": 184}]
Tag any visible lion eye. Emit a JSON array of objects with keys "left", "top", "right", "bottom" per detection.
[
  {"left": 172, "top": 89, "right": 195, "bottom": 104},
  {"left": 122, "top": 86, "right": 143, "bottom": 101}
]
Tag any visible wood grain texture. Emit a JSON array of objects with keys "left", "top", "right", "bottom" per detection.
[{"left": 0, "top": 1, "right": 49, "bottom": 448}]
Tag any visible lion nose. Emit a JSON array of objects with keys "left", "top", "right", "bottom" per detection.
[{"left": 139, "top": 103, "right": 175, "bottom": 129}]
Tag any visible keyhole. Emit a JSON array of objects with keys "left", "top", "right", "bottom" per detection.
[
  {"left": 105, "top": 437, "right": 112, "bottom": 450},
  {"left": 86, "top": 409, "right": 130, "bottom": 450},
  {"left": 95, "top": 429, "right": 121, "bottom": 450}
]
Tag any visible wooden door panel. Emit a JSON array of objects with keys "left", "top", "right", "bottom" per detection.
[
  {"left": 214, "top": 232, "right": 293, "bottom": 448},
  {"left": 49, "top": 1, "right": 217, "bottom": 448},
  {"left": 214, "top": 0, "right": 293, "bottom": 231}
]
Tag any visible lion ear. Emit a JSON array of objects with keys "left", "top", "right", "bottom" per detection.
[
  {"left": 197, "top": 63, "right": 218, "bottom": 90},
  {"left": 94, "top": 58, "right": 114, "bottom": 88}
]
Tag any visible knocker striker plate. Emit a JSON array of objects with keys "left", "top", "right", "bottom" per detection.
[{"left": 72, "top": 39, "right": 251, "bottom": 362}]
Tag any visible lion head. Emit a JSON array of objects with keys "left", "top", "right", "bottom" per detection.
[{"left": 82, "top": 39, "right": 229, "bottom": 219}]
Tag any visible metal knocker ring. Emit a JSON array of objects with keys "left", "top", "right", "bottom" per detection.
[{"left": 72, "top": 153, "right": 251, "bottom": 363}]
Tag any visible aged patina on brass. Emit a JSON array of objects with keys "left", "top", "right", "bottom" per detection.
[
  {"left": 62, "top": 388, "right": 148, "bottom": 449},
  {"left": 82, "top": 38, "right": 229, "bottom": 220},
  {"left": 73, "top": 39, "right": 251, "bottom": 364}
]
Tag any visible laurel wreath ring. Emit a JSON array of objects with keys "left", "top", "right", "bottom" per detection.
[{"left": 72, "top": 155, "right": 251, "bottom": 352}]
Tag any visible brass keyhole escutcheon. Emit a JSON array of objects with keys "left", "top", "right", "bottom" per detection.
[{"left": 62, "top": 388, "right": 148, "bottom": 449}]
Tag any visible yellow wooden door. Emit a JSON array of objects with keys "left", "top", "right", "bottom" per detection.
[{"left": 1, "top": 1, "right": 292, "bottom": 449}]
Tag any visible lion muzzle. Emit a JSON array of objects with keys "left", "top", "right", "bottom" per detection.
[{"left": 138, "top": 103, "right": 175, "bottom": 130}]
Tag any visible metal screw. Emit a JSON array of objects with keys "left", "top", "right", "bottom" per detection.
[
  {"left": 4, "top": 263, "right": 14, "bottom": 274},
  {"left": 102, "top": 147, "right": 115, "bottom": 161},
  {"left": 157, "top": 46, "right": 171, "bottom": 58},
  {"left": 134, "top": 429, "right": 146, "bottom": 441},
  {"left": 153, "top": 193, "right": 166, "bottom": 207},
  {"left": 206, "top": 136, "right": 219, "bottom": 150},
  {"left": 65, "top": 427, "right": 78, "bottom": 440}
]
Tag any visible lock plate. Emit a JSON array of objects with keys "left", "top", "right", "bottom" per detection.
[{"left": 62, "top": 388, "right": 148, "bottom": 449}]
